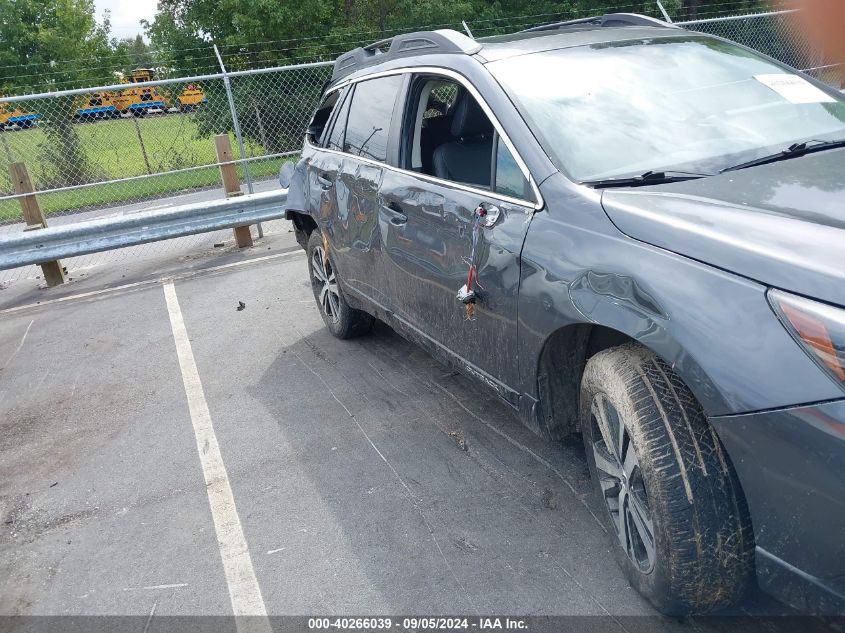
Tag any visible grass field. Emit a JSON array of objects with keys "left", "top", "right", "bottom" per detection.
[{"left": 0, "top": 114, "right": 281, "bottom": 223}]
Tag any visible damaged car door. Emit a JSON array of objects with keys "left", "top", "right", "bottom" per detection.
[
  {"left": 322, "top": 74, "right": 405, "bottom": 308},
  {"left": 378, "top": 73, "right": 536, "bottom": 396},
  {"left": 300, "top": 86, "right": 349, "bottom": 253}
]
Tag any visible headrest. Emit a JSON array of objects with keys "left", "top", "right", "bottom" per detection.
[{"left": 450, "top": 92, "right": 493, "bottom": 140}]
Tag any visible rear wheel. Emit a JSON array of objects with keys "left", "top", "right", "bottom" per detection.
[
  {"left": 580, "top": 343, "right": 754, "bottom": 615},
  {"left": 306, "top": 230, "right": 374, "bottom": 339}
]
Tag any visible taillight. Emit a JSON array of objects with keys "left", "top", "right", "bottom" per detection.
[{"left": 768, "top": 289, "right": 845, "bottom": 386}]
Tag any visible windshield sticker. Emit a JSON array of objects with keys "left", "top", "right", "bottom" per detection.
[{"left": 753, "top": 74, "right": 836, "bottom": 104}]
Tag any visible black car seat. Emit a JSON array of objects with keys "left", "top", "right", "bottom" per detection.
[
  {"left": 420, "top": 114, "right": 454, "bottom": 175},
  {"left": 432, "top": 93, "right": 494, "bottom": 187}
]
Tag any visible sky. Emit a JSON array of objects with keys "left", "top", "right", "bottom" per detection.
[{"left": 95, "top": 0, "right": 159, "bottom": 39}]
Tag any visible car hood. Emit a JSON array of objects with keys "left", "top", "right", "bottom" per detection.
[{"left": 600, "top": 149, "right": 845, "bottom": 306}]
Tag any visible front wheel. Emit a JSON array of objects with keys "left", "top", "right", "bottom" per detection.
[
  {"left": 580, "top": 344, "right": 754, "bottom": 615},
  {"left": 306, "top": 230, "right": 374, "bottom": 339}
]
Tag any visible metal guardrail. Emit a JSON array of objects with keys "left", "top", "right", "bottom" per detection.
[
  {"left": 0, "top": 59, "right": 329, "bottom": 285},
  {"left": 0, "top": 188, "right": 288, "bottom": 271}
]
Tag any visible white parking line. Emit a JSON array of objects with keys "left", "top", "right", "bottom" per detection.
[
  {"left": 1, "top": 319, "right": 33, "bottom": 371},
  {"left": 163, "top": 282, "right": 271, "bottom": 632}
]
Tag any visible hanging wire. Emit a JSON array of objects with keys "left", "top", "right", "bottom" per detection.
[{"left": 1, "top": 0, "right": 789, "bottom": 93}]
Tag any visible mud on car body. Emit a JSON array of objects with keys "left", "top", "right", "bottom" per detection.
[{"left": 283, "top": 13, "right": 845, "bottom": 615}]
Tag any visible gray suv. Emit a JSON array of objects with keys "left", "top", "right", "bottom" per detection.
[{"left": 283, "top": 13, "right": 845, "bottom": 615}]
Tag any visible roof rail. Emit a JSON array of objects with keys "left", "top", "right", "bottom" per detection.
[
  {"left": 331, "top": 29, "right": 482, "bottom": 83},
  {"left": 521, "top": 13, "right": 678, "bottom": 33}
]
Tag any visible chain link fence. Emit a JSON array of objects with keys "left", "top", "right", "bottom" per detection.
[
  {"left": 0, "top": 7, "right": 841, "bottom": 286},
  {"left": 0, "top": 62, "right": 332, "bottom": 284},
  {"left": 677, "top": 9, "right": 842, "bottom": 86}
]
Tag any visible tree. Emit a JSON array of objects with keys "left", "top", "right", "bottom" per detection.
[
  {"left": 142, "top": 12, "right": 218, "bottom": 77},
  {"left": 0, "top": 0, "right": 116, "bottom": 188},
  {"left": 145, "top": 0, "right": 770, "bottom": 153},
  {"left": 146, "top": 0, "right": 771, "bottom": 76},
  {"left": 684, "top": 0, "right": 702, "bottom": 20},
  {"left": 112, "top": 35, "right": 155, "bottom": 74},
  {"left": 0, "top": 0, "right": 116, "bottom": 93}
]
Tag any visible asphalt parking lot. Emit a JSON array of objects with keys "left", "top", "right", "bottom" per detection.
[{"left": 0, "top": 228, "right": 810, "bottom": 630}]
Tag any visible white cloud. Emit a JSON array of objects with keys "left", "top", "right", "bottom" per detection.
[{"left": 96, "top": 0, "right": 159, "bottom": 39}]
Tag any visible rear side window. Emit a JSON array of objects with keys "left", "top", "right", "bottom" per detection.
[
  {"left": 326, "top": 90, "right": 351, "bottom": 152},
  {"left": 343, "top": 75, "right": 403, "bottom": 162},
  {"left": 307, "top": 90, "right": 341, "bottom": 145}
]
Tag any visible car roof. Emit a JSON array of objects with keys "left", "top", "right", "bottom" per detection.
[
  {"left": 329, "top": 13, "right": 693, "bottom": 85},
  {"left": 476, "top": 26, "right": 692, "bottom": 62}
]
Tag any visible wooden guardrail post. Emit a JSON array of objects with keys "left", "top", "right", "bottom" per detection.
[
  {"left": 214, "top": 134, "right": 253, "bottom": 248},
  {"left": 9, "top": 162, "right": 66, "bottom": 286}
]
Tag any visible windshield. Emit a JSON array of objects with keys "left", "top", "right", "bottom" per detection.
[{"left": 488, "top": 37, "right": 845, "bottom": 181}]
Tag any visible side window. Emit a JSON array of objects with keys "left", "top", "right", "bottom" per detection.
[
  {"left": 494, "top": 135, "right": 530, "bottom": 200},
  {"left": 404, "top": 76, "right": 495, "bottom": 189},
  {"left": 326, "top": 89, "right": 351, "bottom": 152},
  {"left": 406, "top": 78, "right": 461, "bottom": 174},
  {"left": 307, "top": 90, "right": 341, "bottom": 145},
  {"left": 343, "top": 75, "right": 403, "bottom": 162}
]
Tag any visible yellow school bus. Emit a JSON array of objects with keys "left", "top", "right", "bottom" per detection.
[
  {"left": 7, "top": 68, "right": 208, "bottom": 124},
  {"left": 129, "top": 68, "right": 156, "bottom": 83},
  {"left": 0, "top": 101, "right": 39, "bottom": 129},
  {"left": 112, "top": 69, "right": 170, "bottom": 116},
  {"left": 74, "top": 91, "right": 122, "bottom": 119},
  {"left": 176, "top": 83, "right": 207, "bottom": 111},
  {"left": 119, "top": 69, "right": 206, "bottom": 114}
]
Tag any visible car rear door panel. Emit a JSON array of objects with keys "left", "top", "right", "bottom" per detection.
[{"left": 331, "top": 160, "right": 387, "bottom": 304}]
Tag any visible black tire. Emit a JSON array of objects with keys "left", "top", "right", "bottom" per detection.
[
  {"left": 580, "top": 343, "right": 754, "bottom": 615},
  {"left": 306, "top": 230, "right": 374, "bottom": 339}
]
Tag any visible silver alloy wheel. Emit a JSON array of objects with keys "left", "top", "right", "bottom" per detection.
[
  {"left": 311, "top": 245, "right": 341, "bottom": 324},
  {"left": 590, "top": 394, "right": 656, "bottom": 573}
]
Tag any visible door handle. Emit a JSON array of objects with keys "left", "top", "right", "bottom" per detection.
[
  {"left": 475, "top": 203, "right": 500, "bottom": 228},
  {"left": 381, "top": 203, "right": 407, "bottom": 226},
  {"left": 317, "top": 174, "right": 332, "bottom": 190}
]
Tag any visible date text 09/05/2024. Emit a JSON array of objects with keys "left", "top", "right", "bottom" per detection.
[{"left": 307, "top": 617, "right": 528, "bottom": 630}]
